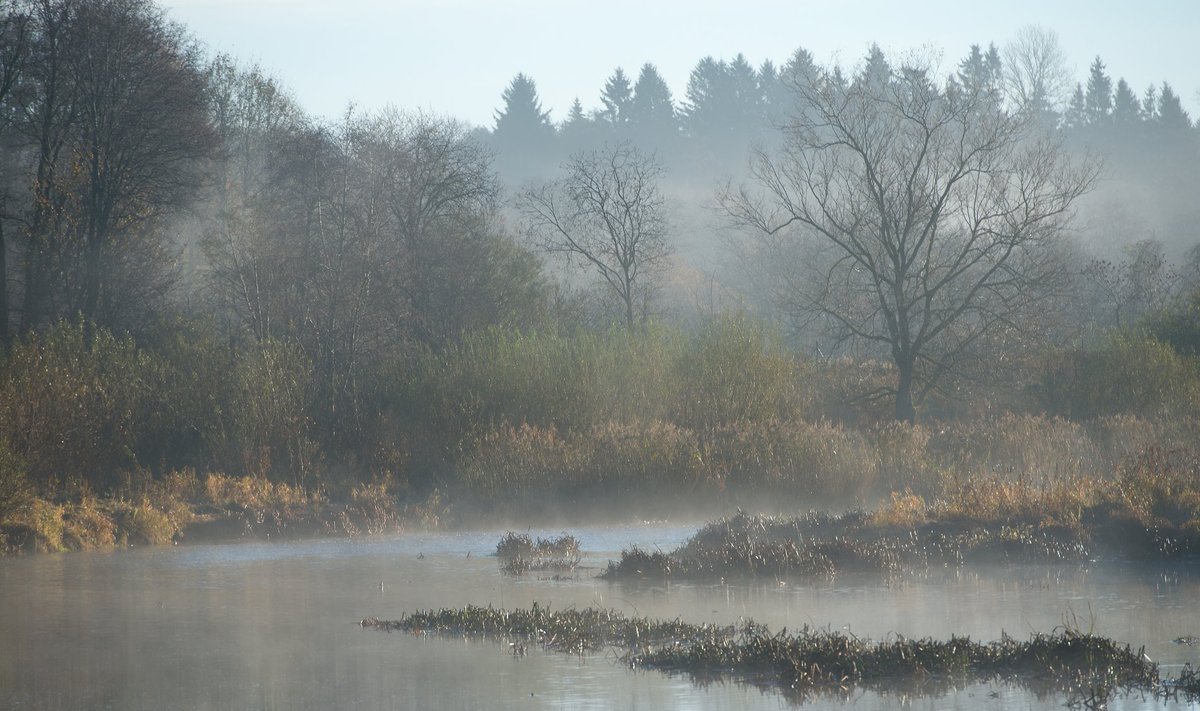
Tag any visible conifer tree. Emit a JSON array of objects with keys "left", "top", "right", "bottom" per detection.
[
  {"left": 1112, "top": 78, "right": 1140, "bottom": 125},
  {"left": 494, "top": 73, "right": 553, "bottom": 140},
  {"left": 492, "top": 73, "right": 555, "bottom": 178},
  {"left": 1141, "top": 84, "right": 1158, "bottom": 120},
  {"left": 1065, "top": 83, "right": 1087, "bottom": 128},
  {"left": 630, "top": 63, "right": 675, "bottom": 130},
  {"left": 1084, "top": 56, "right": 1112, "bottom": 125},
  {"left": 1156, "top": 82, "right": 1192, "bottom": 131},
  {"left": 683, "top": 56, "right": 731, "bottom": 139},
  {"left": 600, "top": 67, "right": 633, "bottom": 126},
  {"left": 758, "top": 59, "right": 791, "bottom": 128},
  {"left": 728, "top": 53, "right": 761, "bottom": 126}
]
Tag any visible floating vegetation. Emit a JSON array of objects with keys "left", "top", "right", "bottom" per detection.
[
  {"left": 495, "top": 532, "right": 581, "bottom": 574},
  {"left": 602, "top": 510, "right": 1193, "bottom": 582},
  {"left": 1169, "top": 664, "right": 1200, "bottom": 699},
  {"left": 362, "top": 604, "right": 1193, "bottom": 704}
]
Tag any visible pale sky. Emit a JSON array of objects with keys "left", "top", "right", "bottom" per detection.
[{"left": 162, "top": 0, "right": 1200, "bottom": 128}]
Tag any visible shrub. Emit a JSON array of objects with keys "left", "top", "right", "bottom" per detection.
[
  {"left": 0, "top": 321, "right": 161, "bottom": 494},
  {"left": 869, "top": 422, "right": 942, "bottom": 497},
  {"left": 1030, "top": 334, "right": 1200, "bottom": 420},
  {"left": 396, "top": 326, "right": 681, "bottom": 445},
  {"left": 225, "top": 340, "right": 321, "bottom": 487},
  {"left": 0, "top": 439, "right": 32, "bottom": 521},
  {"left": 202, "top": 472, "right": 314, "bottom": 510},
  {"left": 706, "top": 419, "right": 875, "bottom": 504},
  {"left": 1114, "top": 447, "right": 1200, "bottom": 528},
  {"left": 672, "top": 315, "right": 804, "bottom": 433},
  {"left": 928, "top": 414, "right": 1100, "bottom": 484}
]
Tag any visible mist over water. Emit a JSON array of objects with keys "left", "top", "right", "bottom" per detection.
[{"left": 3, "top": 527, "right": 1199, "bottom": 710}]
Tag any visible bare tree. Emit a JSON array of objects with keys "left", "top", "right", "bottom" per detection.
[
  {"left": 723, "top": 55, "right": 1096, "bottom": 421},
  {"left": 10, "top": 0, "right": 214, "bottom": 334},
  {"left": 0, "top": 0, "right": 31, "bottom": 345},
  {"left": 1003, "top": 25, "right": 1073, "bottom": 121},
  {"left": 1083, "top": 239, "right": 1180, "bottom": 331},
  {"left": 520, "top": 142, "right": 671, "bottom": 328}
]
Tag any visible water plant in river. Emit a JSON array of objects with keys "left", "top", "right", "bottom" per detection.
[
  {"left": 494, "top": 532, "right": 581, "bottom": 574},
  {"left": 362, "top": 604, "right": 1186, "bottom": 704}
]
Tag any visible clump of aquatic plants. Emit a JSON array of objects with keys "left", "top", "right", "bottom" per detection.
[
  {"left": 495, "top": 532, "right": 582, "bottom": 574},
  {"left": 363, "top": 603, "right": 715, "bottom": 655},
  {"left": 362, "top": 605, "right": 1181, "bottom": 703},
  {"left": 604, "top": 509, "right": 1099, "bottom": 581}
]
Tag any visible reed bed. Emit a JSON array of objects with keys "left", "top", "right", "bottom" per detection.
[{"left": 362, "top": 604, "right": 1185, "bottom": 703}]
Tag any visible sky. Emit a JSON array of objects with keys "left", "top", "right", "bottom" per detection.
[{"left": 161, "top": 0, "right": 1200, "bottom": 129}]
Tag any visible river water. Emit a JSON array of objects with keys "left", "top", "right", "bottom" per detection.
[{"left": 2, "top": 524, "right": 1198, "bottom": 710}]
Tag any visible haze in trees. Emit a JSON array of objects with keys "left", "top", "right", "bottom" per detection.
[
  {"left": 723, "top": 50, "right": 1097, "bottom": 421},
  {"left": 519, "top": 142, "right": 671, "bottom": 329}
]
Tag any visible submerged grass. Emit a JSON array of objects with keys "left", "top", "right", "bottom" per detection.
[
  {"left": 495, "top": 532, "right": 582, "bottom": 574},
  {"left": 362, "top": 604, "right": 1183, "bottom": 703}
]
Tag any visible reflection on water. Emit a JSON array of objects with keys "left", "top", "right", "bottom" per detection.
[{"left": 1, "top": 524, "right": 1198, "bottom": 710}]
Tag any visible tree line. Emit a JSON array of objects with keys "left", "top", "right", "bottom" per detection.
[
  {"left": 485, "top": 28, "right": 1198, "bottom": 181},
  {"left": 0, "top": 0, "right": 1197, "bottom": 514}
]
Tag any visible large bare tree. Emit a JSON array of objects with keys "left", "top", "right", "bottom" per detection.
[
  {"left": 0, "top": 0, "right": 31, "bottom": 345},
  {"left": 8, "top": 0, "right": 214, "bottom": 334},
  {"left": 724, "top": 55, "right": 1096, "bottom": 421},
  {"left": 519, "top": 142, "right": 671, "bottom": 328},
  {"left": 1003, "top": 25, "right": 1072, "bottom": 120}
]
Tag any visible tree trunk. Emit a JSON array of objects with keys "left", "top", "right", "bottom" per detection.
[
  {"left": 0, "top": 216, "right": 8, "bottom": 349},
  {"left": 894, "top": 359, "right": 916, "bottom": 422}
]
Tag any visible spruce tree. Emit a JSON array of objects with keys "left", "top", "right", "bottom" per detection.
[
  {"left": 1084, "top": 56, "right": 1112, "bottom": 125},
  {"left": 781, "top": 47, "right": 818, "bottom": 88},
  {"left": 728, "top": 53, "right": 761, "bottom": 126},
  {"left": 600, "top": 67, "right": 633, "bottom": 126},
  {"left": 1141, "top": 84, "right": 1158, "bottom": 120},
  {"left": 630, "top": 63, "right": 676, "bottom": 138},
  {"left": 1065, "top": 83, "right": 1087, "bottom": 128},
  {"left": 492, "top": 73, "right": 555, "bottom": 178},
  {"left": 683, "top": 56, "right": 731, "bottom": 139},
  {"left": 956, "top": 43, "right": 1003, "bottom": 107},
  {"left": 1157, "top": 82, "right": 1192, "bottom": 131},
  {"left": 494, "top": 73, "right": 553, "bottom": 140},
  {"left": 758, "top": 59, "right": 791, "bottom": 128},
  {"left": 1112, "top": 78, "right": 1140, "bottom": 125}
]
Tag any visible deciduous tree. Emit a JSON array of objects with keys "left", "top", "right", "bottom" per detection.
[{"left": 724, "top": 54, "right": 1096, "bottom": 421}]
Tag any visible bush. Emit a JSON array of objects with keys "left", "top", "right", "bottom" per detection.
[
  {"left": 672, "top": 315, "right": 804, "bottom": 433},
  {"left": 0, "top": 440, "right": 32, "bottom": 521},
  {"left": 1030, "top": 334, "right": 1200, "bottom": 420},
  {"left": 928, "top": 414, "right": 1100, "bottom": 484},
  {"left": 706, "top": 419, "right": 875, "bottom": 504},
  {"left": 225, "top": 340, "right": 321, "bottom": 487},
  {"left": 0, "top": 321, "right": 163, "bottom": 494}
]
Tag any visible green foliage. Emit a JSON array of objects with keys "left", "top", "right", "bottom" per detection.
[
  {"left": 395, "top": 326, "right": 682, "bottom": 450},
  {"left": 226, "top": 340, "right": 321, "bottom": 487},
  {"left": 0, "top": 321, "right": 161, "bottom": 494},
  {"left": 673, "top": 315, "right": 803, "bottom": 433},
  {"left": 1145, "top": 289, "right": 1200, "bottom": 356},
  {"left": 1031, "top": 333, "right": 1200, "bottom": 420},
  {"left": 0, "top": 439, "right": 32, "bottom": 521},
  {"left": 706, "top": 419, "right": 875, "bottom": 502}
]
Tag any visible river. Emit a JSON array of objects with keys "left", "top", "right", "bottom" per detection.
[{"left": 2, "top": 524, "right": 1198, "bottom": 709}]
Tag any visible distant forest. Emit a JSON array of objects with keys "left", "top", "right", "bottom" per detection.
[{"left": 1, "top": 0, "right": 1199, "bottom": 547}]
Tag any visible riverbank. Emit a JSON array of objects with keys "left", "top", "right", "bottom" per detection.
[
  {"left": 4, "top": 442, "right": 1198, "bottom": 560},
  {"left": 0, "top": 471, "right": 449, "bottom": 554}
]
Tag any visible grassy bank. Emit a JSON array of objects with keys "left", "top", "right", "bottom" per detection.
[
  {"left": 361, "top": 604, "right": 1190, "bottom": 704},
  {"left": 0, "top": 470, "right": 446, "bottom": 554},
  {"left": 2, "top": 316, "right": 1199, "bottom": 554},
  {"left": 602, "top": 448, "right": 1200, "bottom": 581}
]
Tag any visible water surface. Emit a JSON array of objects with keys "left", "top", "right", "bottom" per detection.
[{"left": 2, "top": 524, "right": 1198, "bottom": 709}]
